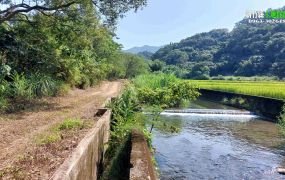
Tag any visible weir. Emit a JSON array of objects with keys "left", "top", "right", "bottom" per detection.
[
  {"left": 199, "top": 89, "right": 285, "bottom": 121},
  {"left": 164, "top": 109, "right": 254, "bottom": 115}
]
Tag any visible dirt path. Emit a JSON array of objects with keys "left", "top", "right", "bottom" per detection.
[{"left": 0, "top": 81, "right": 122, "bottom": 172}]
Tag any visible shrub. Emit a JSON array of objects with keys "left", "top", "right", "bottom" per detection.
[
  {"left": 108, "top": 85, "right": 139, "bottom": 121},
  {"left": 134, "top": 74, "right": 200, "bottom": 107},
  {"left": 78, "top": 75, "right": 91, "bottom": 89},
  {"left": 107, "top": 86, "right": 147, "bottom": 147}
]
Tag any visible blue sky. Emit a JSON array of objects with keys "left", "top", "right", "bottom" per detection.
[{"left": 116, "top": 0, "right": 285, "bottom": 49}]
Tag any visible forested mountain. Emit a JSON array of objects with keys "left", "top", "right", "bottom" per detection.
[
  {"left": 137, "top": 51, "right": 154, "bottom": 59},
  {"left": 152, "top": 9, "right": 285, "bottom": 79},
  {"left": 125, "top": 45, "right": 161, "bottom": 54}
]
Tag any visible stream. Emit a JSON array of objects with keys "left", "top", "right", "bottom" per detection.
[{"left": 152, "top": 99, "right": 285, "bottom": 180}]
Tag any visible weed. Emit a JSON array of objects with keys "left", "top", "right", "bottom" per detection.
[
  {"left": 0, "top": 170, "right": 4, "bottom": 177},
  {"left": 37, "top": 133, "right": 61, "bottom": 145},
  {"left": 17, "top": 154, "right": 33, "bottom": 162},
  {"left": 222, "top": 97, "right": 229, "bottom": 104},
  {"left": 36, "top": 118, "right": 89, "bottom": 145},
  {"left": 57, "top": 119, "right": 84, "bottom": 131},
  {"left": 237, "top": 97, "right": 246, "bottom": 105},
  {"left": 56, "top": 83, "right": 70, "bottom": 96},
  {"left": 230, "top": 98, "right": 237, "bottom": 105}
]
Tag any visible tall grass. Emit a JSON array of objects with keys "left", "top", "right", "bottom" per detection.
[
  {"left": 0, "top": 72, "right": 67, "bottom": 112},
  {"left": 0, "top": 80, "right": 9, "bottom": 112},
  {"left": 132, "top": 73, "right": 178, "bottom": 89},
  {"left": 10, "top": 73, "right": 33, "bottom": 100},
  {"left": 191, "top": 80, "right": 285, "bottom": 100},
  {"left": 29, "top": 73, "right": 62, "bottom": 97}
]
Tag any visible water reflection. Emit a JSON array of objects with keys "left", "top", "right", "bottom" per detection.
[{"left": 152, "top": 100, "right": 285, "bottom": 180}]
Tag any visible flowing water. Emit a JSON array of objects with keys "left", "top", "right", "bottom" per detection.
[{"left": 152, "top": 99, "right": 285, "bottom": 180}]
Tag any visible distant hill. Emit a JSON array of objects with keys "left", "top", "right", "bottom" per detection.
[
  {"left": 125, "top": 45, "right": 161, "bottom": 54},
  {"left": 152, "top": 7, "right": 285, "bottom": 78}
]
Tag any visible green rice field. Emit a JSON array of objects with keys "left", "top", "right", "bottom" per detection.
[{"left": 190, "top": 80, "right": 285, "bottom": 100}]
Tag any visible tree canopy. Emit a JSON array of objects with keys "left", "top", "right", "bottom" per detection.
[{"left": 0, "top": 0, "right": 147, "bottom": 27}]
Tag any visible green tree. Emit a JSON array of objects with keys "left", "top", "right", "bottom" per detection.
[
  {"left": 235, "top": 55, "right": 267, "bottom": 76},
  {"left": 149, "top": 59, "right": 165, "bottom": 72},
  {"left": 164, "top": 49, "right": 188, "bottom": 65},
  {"left": 123, "top": 53, "right": 149, "bottom": 78},
  {"left": 186, "top": 63, "right": 210, "bottom": 80}
]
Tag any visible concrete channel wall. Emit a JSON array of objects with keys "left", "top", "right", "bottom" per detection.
[
  {"left": 199, "top": 89, "right": 285, "bottom": 121},
  {"left": 51, "top": 108, "right": 111, "bottom": 180},
  {"left": 51, "top": 96, "right": 157, "bottom": 180},
  {"left": 130, "top": 130, "right": 157, "bottom": 180}
]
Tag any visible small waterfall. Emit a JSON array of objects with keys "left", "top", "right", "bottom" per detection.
[{"left": 163, "top": 109, "right": 254, "bottom": 115}]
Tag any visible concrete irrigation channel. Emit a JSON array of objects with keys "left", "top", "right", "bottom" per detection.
[{"left": 51, "top": 99, "right": 157, "bottom": 180}]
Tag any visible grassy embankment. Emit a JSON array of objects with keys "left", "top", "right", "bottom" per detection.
[{"left": 191, "top": 80, "right": 285, "bottom": 100}]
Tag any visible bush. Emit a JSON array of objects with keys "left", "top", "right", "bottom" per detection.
[
  {"left": 78, "top": 75, "right": 91, "bottom": 89},
  {"left": 104, "top": 87, "right": 148, "bottom": 177},
  {"left": 134, "top": 74, "right": 200, "bottom": 107},
  {"left": 108, "top": 85, "right": 140, "bottom": 126}
]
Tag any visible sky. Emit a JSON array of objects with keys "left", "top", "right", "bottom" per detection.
[{"left": 116, "top": 0, "right": 285, "bottom": 50}]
